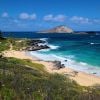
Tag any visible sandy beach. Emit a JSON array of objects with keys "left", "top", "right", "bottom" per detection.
[{"left": 3, "top": 50, "right": 100, "bottom": 86}]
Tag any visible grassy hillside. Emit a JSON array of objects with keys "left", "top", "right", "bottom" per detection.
[
  {"left": 0, "top": 56, "right": 78, "bottom": 99},
  {"left": 0, "top": 37, "right": 29, "bottom": 52},
  {"left": 0, "top": 39, "right": 10, "bottom": 52},
  {"left": 0, "top": 56, "right": 100, "bottom": 100}
]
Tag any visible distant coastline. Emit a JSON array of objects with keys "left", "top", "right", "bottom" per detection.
[{"left": 37, "top": 25, "right": 98, "bottom": 35}]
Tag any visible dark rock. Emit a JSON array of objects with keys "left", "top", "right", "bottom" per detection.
[
  {"left": 28, "top": 39, "right": 45, "bottom": 46},
  {"left": 74, "top": 31, "right": 96, "bottom": 35},
  {"left": 92, "top": 72, "right": 96, "bottom": 75},
  {"left": 74, "top": 32, "right": 88, "bottom": 34},
  {"left": 26, "top": 45, "right": 49, "bottom": 51},
  {"left": 53, "top": 61, "right": 65, "bottom": 69},
  {"left": 26, "top": 39, "right": 49, "bottom": 51},
  {"left": 86, "top": 31, "right": 96, "bottom": 35}
]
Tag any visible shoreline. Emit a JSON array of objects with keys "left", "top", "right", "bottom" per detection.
[{"left": 3, "top": 50, "right": 100, "bottom": 86}]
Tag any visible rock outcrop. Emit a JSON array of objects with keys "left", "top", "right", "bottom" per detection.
[
  {"left": 25, "top": 39, "right": 49, "bottom": 51},
  {"left": 53, "top": 61, "right": 65, "bottom": 69}
]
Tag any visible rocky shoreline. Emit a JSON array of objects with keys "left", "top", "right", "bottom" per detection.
[
  {"left": 25, "top": 39, "right": 50, "bottom": 51},
  {"left": 25, "top": 39, "right": 65, "bottom": 69}
]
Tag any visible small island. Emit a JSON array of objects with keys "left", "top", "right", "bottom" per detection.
[
  {"left": 39, "top": 25, "right": 74, "bottom": 33},
  {"left": 38, "top": 25, "right": 97, "bottom": 35}
]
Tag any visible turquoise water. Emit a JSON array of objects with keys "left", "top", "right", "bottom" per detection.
[{"left": 30, "top": 34, "right": 100, "bottom": 76}]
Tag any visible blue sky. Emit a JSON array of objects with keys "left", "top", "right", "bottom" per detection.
[{"left": 0, "top": 0, "right": 100, "bottom": 31}]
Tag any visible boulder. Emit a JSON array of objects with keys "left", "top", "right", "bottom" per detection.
[{"left": 53, "top": 61, "right": 65, "bottom": 69}]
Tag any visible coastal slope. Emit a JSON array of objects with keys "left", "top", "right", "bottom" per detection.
[{"left": 3, "top": 50, "right": 100, "bottom": 86}]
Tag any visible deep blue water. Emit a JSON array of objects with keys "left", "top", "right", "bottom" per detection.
[
  {"left": 3, "top": 32, "right": 100, "bottom": 39},
  {"left": 3, "top": 32, "right": 100, "bottom": 75}
]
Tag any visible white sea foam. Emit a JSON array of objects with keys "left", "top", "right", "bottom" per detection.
[
  {"left": 29, "top": 51, "right": 100, "bottom": 76},
  {"left": 79, "top": 62, "right": 88, "bottom": 66},
  {"left": 30, "top": 51, "right": 56, "bottom": 61},
  {"left": 38, "top": 49, "right": 50, "bottom": 52},
  {"left": 90, "top": 42, "right": 100, "bottom": 45},
  {"left": 90, "top": 43, "right": 95, "bottom": 45},
  {"left": 48, "top": 44, "right": 60, "bottom": 50},
  {"left": 39, "top": 38, "right": 60, "bottom": 50},
  {"left": 40, "top": 38, "right": 48, "bottom": 41},
  {"left": 38, "top": 43, "right": 59, "bottom": 50}
]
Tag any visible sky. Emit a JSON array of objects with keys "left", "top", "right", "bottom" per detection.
[{"left": 0, "top": 0, "right": 100, "bottom": 31}]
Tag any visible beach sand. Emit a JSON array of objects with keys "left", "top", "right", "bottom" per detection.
[{"left": 3, "top": 50, "right": 100, "bottom": 86}]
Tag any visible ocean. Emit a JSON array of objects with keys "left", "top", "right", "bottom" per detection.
[{"left": 3, "top": 32, "right": 100, "bottom": 76}]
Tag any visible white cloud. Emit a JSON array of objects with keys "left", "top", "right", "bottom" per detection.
[
  {"left": 70, "top": 16, "right": 91, "bottom": 24},
  {"left": 19, "top": 13, "right": 36, "bottom": 20},
  {"left": 54, "top": 15, "right": 66, "bottom": 22},
  {"left": 93, "top": 19, "right": 100, "bottom": 24},
  {"left": 1, "top": 12, "right": 9, "bottom": 18},
  {"left": 19, "top": 13, "right": 29, "bottom": 19},
  {"left": 30, "top": 14, "right": 37, "bottom": 20},
  {"left": 43, "top": 14, "right": 53, "bottom": 21},
  {"left": 44, "top": 14, "right": 66, "bottom": 22}
]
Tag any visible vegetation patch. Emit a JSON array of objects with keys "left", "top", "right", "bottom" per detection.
[{"left": 0, "top": 56, "right": 100, "bottom": 100}]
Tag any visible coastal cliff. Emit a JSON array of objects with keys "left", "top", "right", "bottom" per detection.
[{"left": 39, "top": 25, "right": 74, "bottom": 33}]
